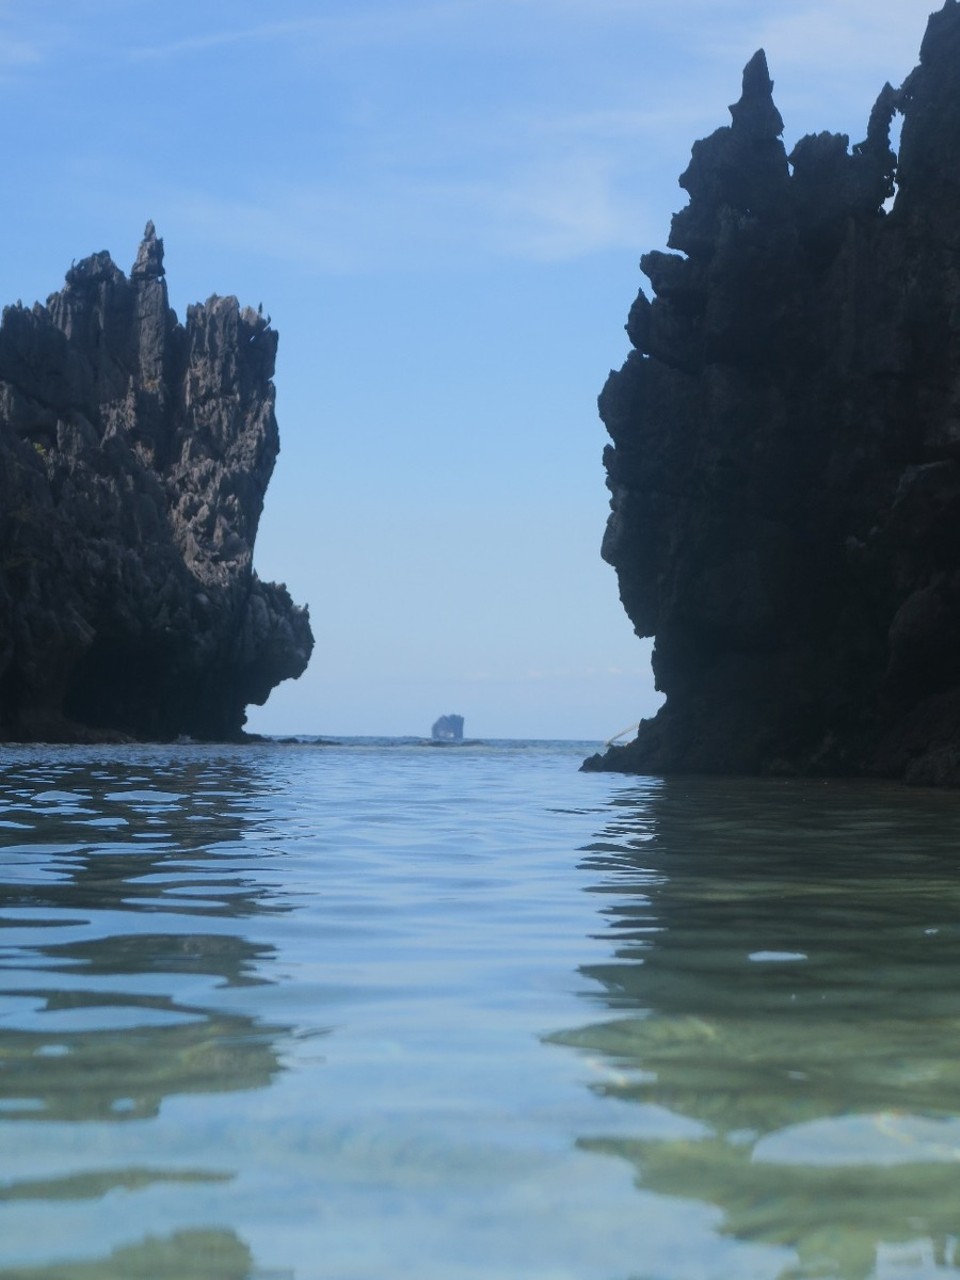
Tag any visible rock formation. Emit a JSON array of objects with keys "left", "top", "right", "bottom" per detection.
[
  {"left": 584, "top": 1, "right": 960, "bottom": 784},
  {"left": 0, "top": 223, "right": 313, "bottom": 741},
  {"left": 431, "top": 714, "right": 464, "bottom": 742}
]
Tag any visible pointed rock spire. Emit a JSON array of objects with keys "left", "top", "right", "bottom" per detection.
[
  {"left": 132, "top": 220, "right": 165, "bottom": 280},
  {"left": 729, "top": 50, "right": 785, "bottom": 141}
]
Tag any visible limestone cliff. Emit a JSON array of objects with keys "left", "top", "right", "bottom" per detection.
[
  {"left": 585, "top": 1, "right": 960, "bottom": 784},
  {"left": 0, "top": 223, "right": 313, "bottom": 741}
]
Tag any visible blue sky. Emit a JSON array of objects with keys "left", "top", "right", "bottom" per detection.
[{"left": 0, "top": 0, "right": 939, "bottom": 739}]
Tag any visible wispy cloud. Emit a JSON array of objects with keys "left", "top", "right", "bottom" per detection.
[
  {"left": 739, "top": 1, "right": 935, "bottom": 148},
  {"left": 755, "top": 0, "right": 934, "bottom": 77},
  {"left": 530, "top": 105, "right": 718, "bottom": 143},
  {"left": 151, "top": 163, "right": 642, "bottom": 273},
  {"left": 124, "top": 1, "right": 522, "bottom": 62},
  {"left": 481, "top": 153, "right": 641, "bottom": 259},
  {"left": 156, "top": 188, "right": 374, "bottom": 274},
  {"left": 0, "top": 19, "right": 44, "bottom": 80},
  {"left": 0, "top": 37, "right": 40, "bottom": 68},
  {"left": 11, "top": 0, "right": 940, "bottom": 276},
  {"left": 126, "top": 16, "right": 329, "bottom": 61},
  {"left": 119, "top": 0, "right": 759, "bottom": 68},
  {"left": 101, "top": 66, "right": 671, "bottom": 271}
]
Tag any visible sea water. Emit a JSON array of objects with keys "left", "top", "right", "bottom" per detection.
[{"left": 1, "top": 740, "right": 960, "bottom": 1280}]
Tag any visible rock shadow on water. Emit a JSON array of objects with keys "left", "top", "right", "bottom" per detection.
[
  {"left": 0, "top": 751, "right": 305, "bottom": 1121},
  {"left": 548, "top": 775, "right": 960, "bottom": 1279},
  {"left": 0, "top": 748, "right": 314, "bottom": 1278},
  {"left": 0, "top": 999, "right": 289, "bottom": 1125},
  {"left": 0, "top": 1227, "right": 276, "bottom": 1280}
]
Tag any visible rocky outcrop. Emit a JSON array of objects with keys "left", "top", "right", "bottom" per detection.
[
  {"left": 585, "top": 2, "right": 960, "bottom": 784},
  {"left": 431, "top": 714, "right": 464, "bottom": 742},
  {"left": 0, "top": 223, "right": 313, "bottom": 741}
]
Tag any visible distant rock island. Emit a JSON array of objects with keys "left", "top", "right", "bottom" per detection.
[
  {"left": 432, "top": 714, "right": 464, "bottom": 742},
  {"left": 0, "top": 223, "right": 313, "bottom": 742},
  {"left": 585, "top": 2, "right": 960, "bottom": 784}
]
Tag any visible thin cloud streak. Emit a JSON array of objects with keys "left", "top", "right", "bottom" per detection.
[
  {"left": 124, "top": 0, "right": 544, "bottom": 62},
  {"left": 529, "top": 105, "right": 719, "bottom": 142},
  {"left": 69, "top": 6, "right": 944, "bottom": 276},
  {"left": 119, "top": 0, "right": 776, "bottom": 66},
  {"left": 756, "top": 0, "right": 935, "bottom": 75},
  {"left": 486, "top": 154, "right": 641, "bottom": 259},
  {"left": 126, "top": 17, "right": 329, "bottom": 60},
  {"left": 147, "top": 131, "right": 658, "bottom": 273},
  {"left": 0, "top": 20, "right": 44, "bottom": 76}
]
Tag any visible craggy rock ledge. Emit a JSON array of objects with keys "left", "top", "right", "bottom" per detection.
[
  {"left": 584, "top": 2, "right": 960, "bottom": 784},
  {"left": 0, "top": 224, "right": 313, "bottom": 742}
]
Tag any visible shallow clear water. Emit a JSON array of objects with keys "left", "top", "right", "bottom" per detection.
[{"left": 1, "top": 742, "right": 960, "bottom": 1278}]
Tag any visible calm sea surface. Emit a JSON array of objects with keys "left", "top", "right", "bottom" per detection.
[{"left": 2, "top": 739, "right": 960, "bottom": 1279}]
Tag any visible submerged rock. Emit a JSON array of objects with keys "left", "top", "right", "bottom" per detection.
[
  {"left": 586, "top": 2, "right": 960, "bottom": 783},
  {"left": 0, "top": 223, "right": 313, "bottom": 742}
]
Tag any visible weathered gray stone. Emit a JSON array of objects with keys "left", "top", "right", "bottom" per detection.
[{"left": 0, "top": 224, "right": 313, "bottom": 741}]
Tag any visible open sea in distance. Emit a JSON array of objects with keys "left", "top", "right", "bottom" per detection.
[{"left": 2, "top": 736, "right": 960, "bottom": 1280}]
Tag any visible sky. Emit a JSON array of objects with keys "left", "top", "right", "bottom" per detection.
[{"left": 0, "top": 0, "right": 943, "bottom": 740}]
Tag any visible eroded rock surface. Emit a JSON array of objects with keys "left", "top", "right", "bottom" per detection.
[
  {"left": 585, "top": 2, "right": 960, "bottom": 784},
  {"left": 0, "top": 223, "right": 313, "bottom": 741}
]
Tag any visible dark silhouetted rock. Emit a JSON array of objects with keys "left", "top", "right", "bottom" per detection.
[
  {"left": 0, "top": 223, "right": 313, "bottom": 742},
  {"left": 431, "top": 714, "right": 464, "bottom": 742},
  {"left": 585, "top": 3, "right": 960, "bottom": 784}
]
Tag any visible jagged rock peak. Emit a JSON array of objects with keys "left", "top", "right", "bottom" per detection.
[
  {"left": 132, "top": 219, "right": 165, "bottom": 279},
  {"left": 670, "top": 49, "right": 791, "bottom": 256},
  {"left": 0, "top": 228, "right": 314, "bottom": 743},
  {"left": 729, "top": 49, "right": 784, "bottom": 141},
  {"left": 586, "top": 1, "right": 960, "bottom": 785}
]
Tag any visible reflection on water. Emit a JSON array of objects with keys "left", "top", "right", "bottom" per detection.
[
  {"left": 8, "top": 744, "right": 960, "bottom": 1278},
  {"left": 0, "top": 1228, "right": 256, "bottom": 1280},
  {"left": 0, "top": 1003, "right": 284, "bottom": 1124},
  {"left": 553, "top": 777, "right": 960, "bottom": 1280},
  {"left": 0, "top": 747, "right": 294, "bottom": 1276}
]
